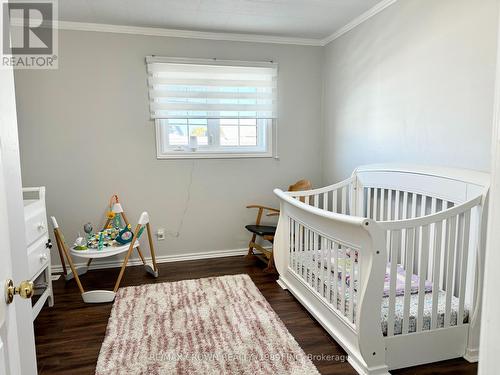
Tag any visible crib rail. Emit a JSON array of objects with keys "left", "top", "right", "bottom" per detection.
[
  {"left": 287, "top": 176, "right": 355, "bottom": 215},
  {"left": 275, "top": 187, "right": 483, "bottom": 338},
  {"left": 363, "top": 187, "right": 457, "bottom": 222},
  {"left": 273, "top": 165, "right": 489, "bottom": 372},
  {"left": 274, "top": 188, "right": 387, "bottom": 360},
  {"left": 378, "top": 195, "right": 481, "bottom": 337},
  {"left": 288, "top": 216, "right": 362, "bottom": 326}
]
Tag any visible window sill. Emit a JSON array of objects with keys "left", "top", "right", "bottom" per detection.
[{"left": 156, "top": 151, "right": 275, "bottom": 159}]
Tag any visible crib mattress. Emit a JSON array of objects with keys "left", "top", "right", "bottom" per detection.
[
  {"left": 304, "top": 269, "right": 469, "bottom": 336},
  {"left": 379, "top": 290, "right": 469, "bottom": 336}
]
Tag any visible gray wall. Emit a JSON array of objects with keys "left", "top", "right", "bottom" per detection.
[
  {"left": 15, "top": 0, "right": 500, "bottom": 268},
  {"left": 14, "top": 31, "right": 324, "bottom": 266},
  {"left": 322, "top": 0, "right": 499, "bottom": 182}
]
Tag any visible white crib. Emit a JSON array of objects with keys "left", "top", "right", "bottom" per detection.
[{"left": 273, "top": 164, "right": 489, "bottom": 374}]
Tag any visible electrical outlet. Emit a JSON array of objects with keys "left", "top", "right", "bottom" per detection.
[{"left": 157, "top": 228, "right": 165, "bottom": 241}]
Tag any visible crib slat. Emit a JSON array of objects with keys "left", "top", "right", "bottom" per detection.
[
  {"left": 294, "top": 220, "right": 298, "bottom": 271},
  {"left": 401, "top": 192, "right": 408, "bottom": 264},
  {"left": 340, "top": 244, "right": 347, "bottom": 316},
  {"left": 387, "top": 230, "right": 400, "bottom": 337},
  {"left": 341, "top": 187, "right": 347, "bottom": 214},
  {"left": 309, "top": 229, "right": 313, "bottom": 284},
  {"left": 348, "top": 248, "right": 355, "bottom": 322},
  {"left": 293, "top": 221, "right": 298, "bottom": 273},
  {"left": 428, "top": 198, "right": 437, "bottom": 278},
  {"left": 411, "top": 193, "right": 417, "bottom": 218},
  {"left": 385, "top": 190, "right": 393, "bottom": 262},
  {"left": 289, "top": 217, "right": 293, "bottom": 268},
  {"left": 402, "top": 228, "right": 415, "bottom": 334},
  {"left": 305, "top": 195, "right": 310, "bottom": 206},
  {"left": 347, "top": 184, "right": 352, "bottom": 215},
  {"left": 431, "top": 220, "right": 443, "bottom": 329},
  {"left": 302, "top": 225, "right": 307, "bottom": 280},
  {"left": 366, "top": 188, "right": 371, "bottom": 218},
  {"left": 314, "top": 194, "right": 319, "bottom": 208},
  {"left": 299, "top": 224, "right": 304, "bottom": 279},
  {"left": 320, "top": 236, "right": 326, "bottom": 298},
  {"left": 307, "top": 229, "right": 316, "bottom": 288},
  {"left": 458, "top": 210, "right": 471, "bottom": 325},
  {"left": 380, "top": 189, "right": 385, "bottom": 221},
  {"left": 439, "top": 203, "right": 448, "bottom": 289},
  {"left": 333, "top": 190, "right": 338, "bottom": 213},
  {"left": 417, "top": 225, "right": 430, "bottom": 332},
  {"left": 318, "top": 235, "right": 324, "bottom": 297},
  {"left": 323, "top": 192, "right": 329, "bottom": 211},
  {"left": 416, "top": 196, "right": 427, "bottom": 274},
  {"left": 305, "top": 227, "right": 310, "bottom": 283},
  {"left": 444, "top": 216, "right": 457, "bottom": 328},
  {"left": 443, "top": 200, "right": 449, "bottom": 210},
  {"left": 373, "top": 188, "right": 378, "bottom": 221},
  {"left": 395, "top": 190, "right": 400, "bottom": 220},
  {"left": 387, "top": 190, "right": 393, "bottom": 221},
  {"left": 327, "top": 239, "right": 333, "bottom": 304},
  {"left": 296, "top": 223, "right": 301, "bottom": 276},
  {"left": 402, "top": 192, "right": 408, "bottom": 218},
  {"left": 431, "top": 197, "right": 437, "bottom": 214},
  {"left": 454, "top": 214, "right": 464, "bottom": 297},
  {"left": 314, "top": 232, "right": 320, "bottom": 291},
  {"left": 421, "top": 196, "right": 427, "bottom": 217}
]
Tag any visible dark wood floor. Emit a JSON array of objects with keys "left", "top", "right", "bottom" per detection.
[{"left": 34, "top": 256, "right": 477, "bottom": 375}]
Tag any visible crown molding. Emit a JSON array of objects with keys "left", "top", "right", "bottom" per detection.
[
  {"left": 9, "top": 0, "right": 397, "bottom": 47},
  {"left": 320, "top": 0, "right": 398, "bottom": 45},
  {"left": 55, "top": 20, "right": 324, "bottom": 46}
]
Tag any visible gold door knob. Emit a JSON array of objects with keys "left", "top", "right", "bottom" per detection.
[{"left": 5, "top": 279, "right": 34, "bottom": 304}]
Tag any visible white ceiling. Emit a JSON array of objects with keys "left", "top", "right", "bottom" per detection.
[{"left": 58, "top": 0, "right": 384, "bottom": 40}]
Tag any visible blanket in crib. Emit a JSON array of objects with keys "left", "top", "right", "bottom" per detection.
[
  {"left": 382, "top": 263, "right": 433, "bottom": 297},
  {"left": 339, "top": 262, "right": 433, "bottom": 297}
]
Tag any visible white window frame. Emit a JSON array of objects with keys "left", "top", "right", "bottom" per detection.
[
  {"left": 149, "top": 57, "right": 277, "bottom": 160},
  {"left": 155, "top": 118, "right": 275, "bottom": 159}
]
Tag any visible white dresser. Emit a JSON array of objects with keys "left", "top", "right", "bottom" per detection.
[{"left": 23, "top": 187, "right": 53, "bottom": 319}]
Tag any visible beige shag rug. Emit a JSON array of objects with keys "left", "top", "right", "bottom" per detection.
[{"left": 96, "top": 274, "right": 319, "bottom": 375}]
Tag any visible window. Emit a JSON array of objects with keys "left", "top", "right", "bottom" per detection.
[{"left": 146, "top": 57, "right": 277, "bottom": 159}]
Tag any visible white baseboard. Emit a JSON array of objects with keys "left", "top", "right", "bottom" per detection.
[
  {"left": 51, "top": 248, "right": 253, "bottom": 273},
  {"left": 464, "top": 348, "right": 479, "bottom": 363},
  {"left": 276, "top": 278, "right": 288, "bottom": 290}
]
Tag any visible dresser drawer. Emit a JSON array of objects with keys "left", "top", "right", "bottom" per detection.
[
  {"left": 28, "top": 236, "right": 50, "bottom": 279},
  {"left": 25, "top": 207, "right": 48, "bottom": 247}
]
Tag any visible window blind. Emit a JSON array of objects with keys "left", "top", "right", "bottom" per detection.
[{"left": 146, "top": 57, "right": 277, "bottom": 120}]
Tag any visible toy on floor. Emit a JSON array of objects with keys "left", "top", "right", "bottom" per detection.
[{"left": 51, "top": 194, "right": 159, "bottom": 303}]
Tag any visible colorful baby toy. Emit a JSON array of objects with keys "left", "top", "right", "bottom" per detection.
[
  {"left": 51, "top": 194, "right": 160, "bottom": 304},
  {"left": 74, "top": 195, "right": 146, "bottom": 250}
]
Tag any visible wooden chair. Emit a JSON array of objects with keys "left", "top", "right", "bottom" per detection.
[{"left": 245, "top": 179, "right": 312, "bottom": 272}]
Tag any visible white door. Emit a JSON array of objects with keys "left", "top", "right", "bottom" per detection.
[
  {"left": 0, "top": 150, "right": 18, "bottom": 375},
  {"left": 0, "top": 54, "right": 38, "bottom": 375}
]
